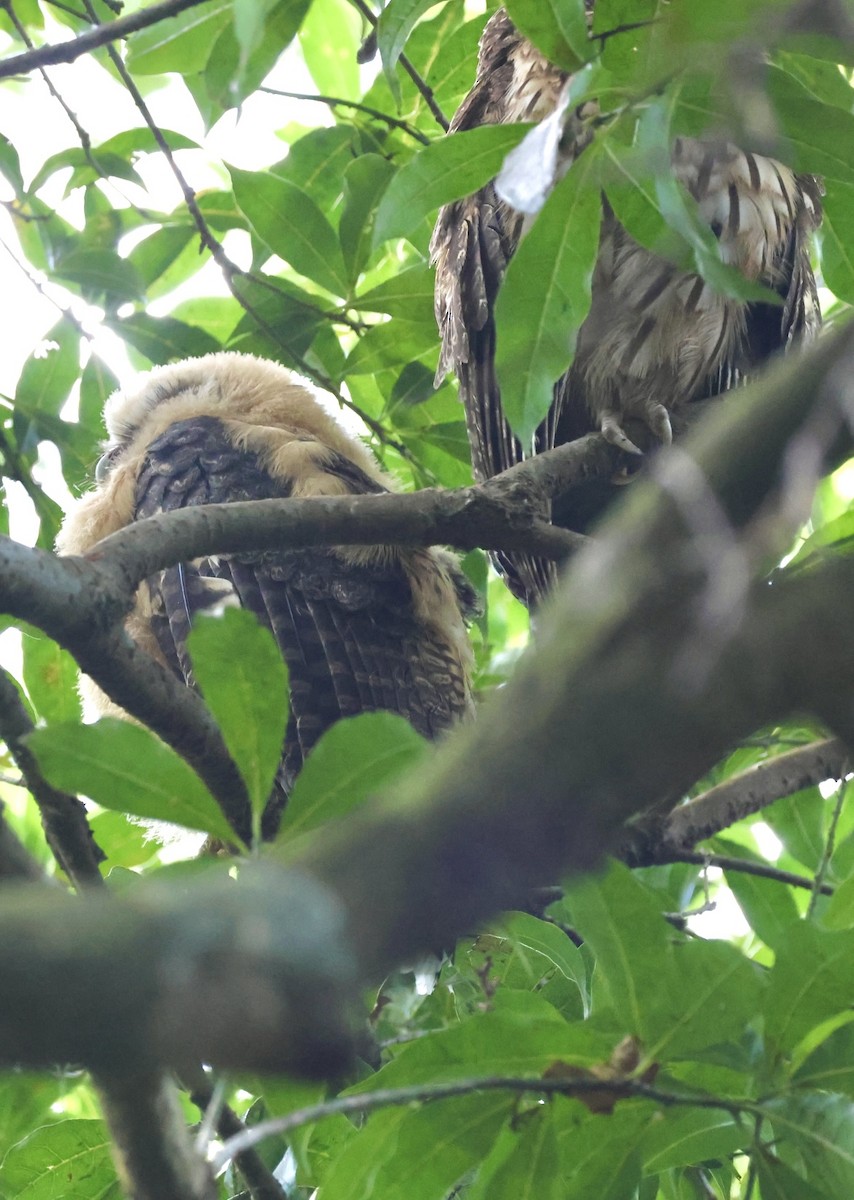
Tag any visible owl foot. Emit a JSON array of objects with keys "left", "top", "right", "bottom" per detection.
[{"left": 600, "top": 404, "right": 673, "bottom": 456}]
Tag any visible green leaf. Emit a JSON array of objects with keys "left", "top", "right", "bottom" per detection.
[
  {"left": 126, "top": 1, "right": 231, "bottom": 74},
  {"left": 231, "top": 167, "right": 349, "bottom": 295},
  {"left": 127, "top": 225, "right": 195, "bottom": 291},
  {"left": 0, "top": 1118, "right": 119, "bottom": 1199},
  {"left": 269, "top": 126, "right": 358, "bottom": 216},
  {"left": 563, "top": 860, "right": 671, "bottom": 1045},
  {"left": 53, "top": 247, "right": 145, "bottom": 305},
  {"left": 376, "top": 0, "right": 438, "bottom": 73},
  {"left": 642, "top": 1107, "right": 746, "bottom": 1173},
  {"left": 188, "top": 608, "right": 288, "bottom": 831},
  {"left": 106, "top": 313, "right": 221, "bottom": 365},
  {"left": 27, "top": 718, "right": 239, "bottom": 846},
  {"left": 764, "top": 1093, "right": 854, "bottom": 1200},
  {"left": 356, "top": 266, "right": 435, "bottom": 321},
  {"left": 758, "top": 1151, "right": 832, "bottom": 1200},
  {"left": 504, "top": 0, "right": 590, "bottom": 70},
  {"left": 298, "top": 0, "right": 361, "bottom": 100},
  {"left": 724, "top": 861, "right": 800, "bottom": 952},
  {"left": 21, "top": 628, "right": 81, "bottom": 724},
  {"left": 373, "top": 124, "right": 531, "bottom": 246},
  {"left": 495, "top": 150, "right": 601, "bottom": 444},
  {"left": 350, "top": 993, "right": 615, "bottom": 1091},
  {"left": 233, "top": 0, "right": 279, "bottom": 68},
  {"left": 368, "top": 1093, "right": 514, "bottom": 1200},
  {"left": 763, "top": 786, "right": 826, "bottom": 871},
  {"left": 821, "top": 183, "right": 854, "bottom": 305},
  {"left": 280, "top": 712, "right": 427, "bottom": 839},
  {"left": 14, "top": 320, "right": 80, "bottom": 421},
  {"left": 340, "top": 155, "right": 396, "bottom": 283},
  {"left": 794, "top": 1019, "right": 854, "bottom": 1095},
  {"left": 559, "top": 1100, "right": 648, "bottom": 1199},
  {"left": 764, "top": 923, "right": 854, "bottom": 1053},
  {"left": 467, "top": 1106, "right": 563, "bottom": 1200},
  {"left": 78, "top": 355, "right": 117, "bottom": 436},
  {"left": 492, "top": 911, "right": 589, "bottom": 1012}
]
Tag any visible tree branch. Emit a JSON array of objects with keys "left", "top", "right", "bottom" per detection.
[
  {"left": 215, "top": 1073, "right": 753, "bottom": 1171},
  {"left": 261, "top": 85, "right": 431, "bottom": 144},
  {"left": 0, "top": 666, "right": 104, "bottom": 886},
  {"left": 348, "top": 0, "right": 449, "bottom": 130},
  {"left": 624, "top": 738, "right": 849, "bottom": 863},
  {"left": 0, "top": 865, "right": 357, "bottom": 1076},
  {"left": 661, "top": 851, "right": 834, "bottom": 895},
  {"left": 0, "top": 538, "right": 252, "bottom": 840},
  {"left": 0, "top": 0, "right": 214, "bottom": 79}
]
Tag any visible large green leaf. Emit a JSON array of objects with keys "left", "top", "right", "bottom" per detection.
[
  {"left": 764, "top": 923, "right": 854, "bottom": 1053},
  {"left": 340, "top": 155, "right": 396, "bottom": 283},
  {"left": 794, "top": 1020, "right": 854, "bottom": 1095},
  {"left": 0, "top": 1119, "right": 119, "bottom": 1199},
  {"left": 231, "top": 167, "right": 349, "bottom": 296},
  {"left": 126, "top": 1, "right": 231, "bottom": 74},
  {"left": 494, "top": 147, "right": 601, "bottom": 444},
  {"left": 373, "top": 124, "right": 531, "bottom": 245},
  {"left": 504, "top": 0, "right": 591, "bottom": 70},
  {"left": 279, "top": 712, "right": 427, "bottom": 840},
  {"left": 21, "top": 628, "right": 81, "bottom": 725},
  {"left": 466, "top": 1106, "right": 563, "bottom": 1200},
  {"left": 765, "top": 1093, "right": 854, "bottom": 1200},
  {"left": 188, "top": 608, "right": 288, "bottom": 833},
  {"left": 27, "top": 718, "right": 239, "bottom": 846}
]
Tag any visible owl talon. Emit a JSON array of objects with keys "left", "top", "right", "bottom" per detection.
[
  {"left": 647, "top": 404, "right": 673, "bottom": 447},
  {"left": 600, "top": 416, "right": 642, "bottom": 456}
]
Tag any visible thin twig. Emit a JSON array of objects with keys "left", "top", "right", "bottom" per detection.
[
  {"left": 808, "top": 768, "right": 849, "bottom": 917},
  {"left": 0, "top": 0, "right": 214, "bottom": 79},
  {"left": 261, "top": 86, "right": 431, "bottom": 144},
  {"left": 668, "top": 851, "right": 833, "bottom": 895},
  {"left": 214, "top": 1074, "right": 754, "bottom": 1170},
  {"left": 80, "top": 5, "right": 414, "bottom": 465},
  {"left": 0, "top": 237, "right": 88, "bottom": 337}
]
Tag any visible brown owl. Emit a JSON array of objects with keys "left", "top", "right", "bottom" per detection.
[
  {"left": 59, "top": 352, "right": 476, "bottom": 840},
  {"left": 432, "top": 9, "right": 822, "bottom": 608}
]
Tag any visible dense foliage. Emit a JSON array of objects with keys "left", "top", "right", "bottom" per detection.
[{"left": 0, "top": 1, "right": 853, "bottom": 1197}]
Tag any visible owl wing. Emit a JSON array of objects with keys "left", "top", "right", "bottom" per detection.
[
  {"left": 431, "top": 19, "right": 567, "bottom": 608},
  {"left": 133, "top": 414, "right": 471, "bottom": 834}
]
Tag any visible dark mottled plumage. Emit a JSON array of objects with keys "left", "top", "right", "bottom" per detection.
[
  {"left": 59, "top": 353, "right": 476, "bottom": 838},
  {"left": 432, "top": 9, "right": 822, "bottom": 608}
]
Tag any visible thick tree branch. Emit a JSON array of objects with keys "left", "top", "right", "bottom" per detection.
[
  {"left": 0, "top": 865, "right": 357, "bottom": 1075},
  {"left": 0, "top": 539, "right": 252, "bottom": 840},
  {"left": 1, "top": 325, "right": 853, "bottom": 1073},
  {"left": 624, "top": 738, "right": 849, "bottom": 864},
  {"left": 0, "top": 0, "right": 213, "bottom": 79},
  {"left": 92, "top": 1070, "right": 217, "bottom": 1200}
]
